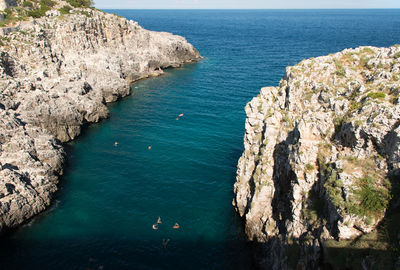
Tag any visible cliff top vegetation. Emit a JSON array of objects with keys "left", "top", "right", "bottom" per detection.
[{"left": 0, "top": 0, "right": 95, "bottom": 27}]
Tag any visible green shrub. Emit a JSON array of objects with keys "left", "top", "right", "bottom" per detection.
[
  {"left": 348, "top": 101, "right": 362, "bottom": 113},
  {"left": 305, "top": 163, "right": 314, "bottom": 171},
  {"left": 304, "top": 91, "right": 313, "bottom": 102},
  {"left": 27, "top": 5, "right": 50, "bottom": 18},
  {"left": 282, "top": 114, "right": 290, "bottom": 123},
  {"left": 59, "top": 5, "right": 72, "bottom": 14},
  {"left": 361, "top": 47, "right": 376, "bottom": 55},
  {"left": 334, "top": 59, "right": 345, "bottom": 76},
  {"left": 40, "top": 0, "right": 56, "bottom": 7},
  {"left": 335, "top": 69, "right": 346, "bottom": 76},
  {"left": 81, "top": 11, "right": 91, "bottom": 17},
  {"left": 351, "top": 177, "right": 390, "bottom": 216},
  {"left": 367, "top": 92, "right": 386, "bottom": 99},
  {"left": 25, "top": 0, "right": 57, "bottom": 18},
  {"left": 360, "top": 55, "right": 372, "bottom": 69},
  {"left": 322, "top": 164, "right": 346, "bottom": 209},
  {"left": 394, "top": 52, "right": 400, "bottom": 59},
  {"left": 66, "top": 0, "right": 93, "bottom": 8},
  {"left": 3, "top": 8, "right": 12, "bottom": 18},
  {"left": 22, "top": 0, "right": 34, "bottom": 8}
]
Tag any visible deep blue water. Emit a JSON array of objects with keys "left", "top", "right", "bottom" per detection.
[{"left": 1, "top": 9, "right": 400, "bottom": 270}]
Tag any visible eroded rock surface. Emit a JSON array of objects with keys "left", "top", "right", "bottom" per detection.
[
  {"left": 0, "top": 5, "right": 200, "bottom": 231},
  {"left": 234, "top": 46, "right": 400, "bottom": 269}
]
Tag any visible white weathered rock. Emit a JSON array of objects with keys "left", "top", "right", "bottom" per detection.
[{"left": 234, "top": 45, "right": 400, "bottom": 269}]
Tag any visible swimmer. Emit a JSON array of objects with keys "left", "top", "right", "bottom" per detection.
[
  {"left": 176, "top": 117, "right": 179, "bottom": 120},
  {"left": 114, "top": 141, "right": 119, "bottom": 146},
  {"left": 148, "top": 145, "right": 152, "bottom": 150},
  {"left": 152, "top": 224, "right": 158, "bottom": 230},
  {"left": 162, "top": 238, "right": 170, "bottom": 249},
  {"left": 157, "top": 216, "right": 162, "bottom": 224},
  {"left": 178, "top": 113, "right": 184, "bottom": 117},
  {"left": 172, "top": 223, "right": 180, "bottom": 229}
]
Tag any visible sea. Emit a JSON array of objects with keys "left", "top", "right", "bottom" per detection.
[{"left": 0, "top": 9, "right": 399, "bottom": 270}]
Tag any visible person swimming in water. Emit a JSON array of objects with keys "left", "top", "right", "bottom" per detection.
[
  {"left": 172, "top": 223, "right": 180, "bottom": 229},
  {"left": 114, "top": 141, "right": 119, "bottom": 146},
  {"left": 157, "top": 217, "right": 162, "bottom": 224},
  {"left": 162, "top": 238, "right": 170, "bottom": 249},
  {"left": 152, "top": 224, "right": 158, "bottom": 230}
]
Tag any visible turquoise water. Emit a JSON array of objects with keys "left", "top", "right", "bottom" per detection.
[{"left": 1, "top": 9, "right": 400, "bottom": 270}]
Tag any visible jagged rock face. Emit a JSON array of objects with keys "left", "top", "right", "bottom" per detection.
[
  {"left": 234, "top": 46, "right": 400, "bottom": 269},
  {"left": 0, "top": 110, "right": 64, "bottom": 231},
  {"left": 0, "top": 7, "right": 200, "bottom": 231}
]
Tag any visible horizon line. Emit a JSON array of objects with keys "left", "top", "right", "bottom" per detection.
[{"left": 98, "top": 8, "right": 400, "bottom": 10}]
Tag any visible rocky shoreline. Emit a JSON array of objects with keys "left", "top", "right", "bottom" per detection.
[
  {"left": 0, "top": 5, "right": 200, "bottom": 232},
  {"left": 234, "top": 46, "right": 400, "bottom": 269}
]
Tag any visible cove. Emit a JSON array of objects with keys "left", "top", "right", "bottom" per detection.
[
  {"left": 1, "top": 9, "right": 400, "bottom": 270},
  {"left": 0, "top": 64, "right": 254, "bottom": 269}
]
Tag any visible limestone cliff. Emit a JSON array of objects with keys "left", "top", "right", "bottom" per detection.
[
  {"left": 234, "top": 46, "right": 400, "bottom": 269},
  {"left": 0, "top": 4, "right": 200, "bottom": 231}
]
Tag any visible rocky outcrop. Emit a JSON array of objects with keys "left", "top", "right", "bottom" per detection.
[
  {"left": 234, "top": 46, "right": 400, "bottom": 269},
  {"left": 0, "top": 5, "right": 200, "bottom": 231}
]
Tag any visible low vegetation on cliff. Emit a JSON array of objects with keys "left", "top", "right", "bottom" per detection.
[{"left": 0, "top": 0, "right": 94, "bottom": 27}]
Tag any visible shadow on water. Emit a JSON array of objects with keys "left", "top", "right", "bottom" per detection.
[{"left": 0, "top": 238, "right": 256, "bottom": 270}]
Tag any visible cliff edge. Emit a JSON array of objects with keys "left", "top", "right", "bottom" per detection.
[
  {"left": 0, "top": 1, "right": 200, "bottom": 231},
  {"left": 234, "top": 46, "right": 400, "bottom": 269}
]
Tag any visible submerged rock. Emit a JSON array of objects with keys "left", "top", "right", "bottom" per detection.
[
  {"left": 234, "top": 46, "right": 400, "bottom": 269},
  {"left": 0, "top": 3, "right": 200, "bottom": 231}
]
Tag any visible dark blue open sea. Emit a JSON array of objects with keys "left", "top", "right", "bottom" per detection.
[{"left": 1, "top": 9, "right": 399, "bottom": 270}]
